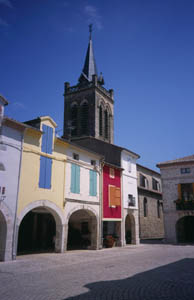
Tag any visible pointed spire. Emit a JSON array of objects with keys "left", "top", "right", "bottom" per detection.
[{"left": 79, "top": 24, "right": 98, "bottom": 83}]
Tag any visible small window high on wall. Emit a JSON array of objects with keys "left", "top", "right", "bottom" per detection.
[{"left": 143, "top": 197, "right": 147, "bottom": 217}]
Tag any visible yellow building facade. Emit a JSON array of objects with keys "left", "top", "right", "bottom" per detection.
[{"left": 15, "top": 116, "right": 67, "bottom": 256}]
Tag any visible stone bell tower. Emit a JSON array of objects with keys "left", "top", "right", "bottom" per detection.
[{"left": 63, "top": 25, "right": 114, "bottom": 144}]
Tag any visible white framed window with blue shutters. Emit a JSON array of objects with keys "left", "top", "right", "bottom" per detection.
[
  {"left": 71, "top": 163, "right": 80, "bottom": 194},
  {"left": 89, "top": 170, "right": 97, "bottom": 196}
]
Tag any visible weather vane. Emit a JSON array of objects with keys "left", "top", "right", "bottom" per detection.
[{"left": 89, "top": 24, "right": 93, "bottom": 40}]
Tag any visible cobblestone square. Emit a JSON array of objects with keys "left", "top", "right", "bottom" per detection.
[{"left": 0, "top": 244, "right": 194, "bottom": 300}]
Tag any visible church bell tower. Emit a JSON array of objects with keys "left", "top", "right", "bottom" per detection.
[{"left": 63, "top": 25, "right": 114, "bottom": 144}]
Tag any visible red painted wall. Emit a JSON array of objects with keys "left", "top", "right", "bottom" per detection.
[{"left": 103, "top": 165, "right": 121, "bottom": 219}]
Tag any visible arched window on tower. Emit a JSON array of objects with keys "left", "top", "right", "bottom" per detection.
[
  {"left": 143, "top": 197, "right": 148, "bottom": 217},
  {"left": 81, "top": 101, "right": 89, "bottom": 135},
  {"left": 99, "top": 105, "right": 103, "bottom": 136},
  {"left": 71, "top": 104, "right": 78, "bottom": 136},
  {"left": 104, "top": 109, "right": 109, "bottom": 139}
]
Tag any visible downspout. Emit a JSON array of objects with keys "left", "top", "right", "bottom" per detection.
[
  {"left": 99, "top": 158, "right": 104, "bottom": 249},
  {"left": 12, "top": 127, "right": 25, "bottom": 260}
]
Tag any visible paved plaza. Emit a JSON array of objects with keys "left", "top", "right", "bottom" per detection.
[{"left": 0, "top": 244, "right": 194, "bottom": 300}]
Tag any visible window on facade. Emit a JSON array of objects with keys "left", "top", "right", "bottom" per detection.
[
  {"left": 152, "top": 178, "right": 160, "bottom": 191},
  {"left": 99, "top": 106, "right": 103, "bottom": 136},
  {"left": 0, "top": 163, "right": 5, "bottom": 171},
  {"left": 104, "top": 110, "right": 109, "bottom": 139},
  {"left": 71, "top": 104, "right": 78, "bottom": 136},
  {"left": 109, "top": 167, "right": 115, "bottom": 178},
  {"left": 71, "top": 163, "right": 80, "bottom": 194},
  {"left": 89, "top": 170, "right": 97, "bottom": 196},
  {"left": 109, "top": 185, "right": 121, "bottom": 207},
  {"left": 181, "top": 168, "right": 191, "bottom": 174},
  {"left": 157, "top": 200, "right": 160, "bottom": 218},
  {"left": 91, "top": 160, "right": 96, "bottom": 166},
  {"left": 128, "top": 194, "right": 135, "bottom": 207},
  {"left": 73, "top": 153, "right": 79, "bottom": 160},
  {"left": 178, "top": 183, "right": 194, "bottom": 201},
  {"left": 81, "top": 102, "right": 89, "bottom": 135},
  {"left": 143, "top": 197, "right": 148, "bottom": 217},
  {"left": 140, "top": 174, "right": 148, "bottom": 188}
]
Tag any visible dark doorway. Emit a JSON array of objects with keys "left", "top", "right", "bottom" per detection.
[
  {"left": 17, "top": 209, "right": 56, "bottom": 254},
  {"left": 125, "top": 215, "right": 132, "bottom": 244},
  {"left": 176, "top": 216, "right": 194, "bottom": 243},
  {"left": 67, "top": 209, "right": 97, "bottom": 250}
]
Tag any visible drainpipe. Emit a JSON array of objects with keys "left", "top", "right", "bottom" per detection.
[
  {"left": 12, "top": 127, "right": 25, "bottom": 260},
  {"left": 99, "top": 158, "right": 104, "bottom": 249}
]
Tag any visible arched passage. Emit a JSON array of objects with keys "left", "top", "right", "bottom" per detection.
[
  {"left": 17, "top": 200, "right": 65, "bottom": 255},
  {"left": 176, "top": 216, "right": 194, "bottom": 243},
  {"left": 125, "top": 214, "right": 135, "bottom": 244},
  {"left": 0, "top": 211, "right": 7, "bottom": 260},
  {"left": 17, "top": 208, "right": 56, "bottom": 254},
  {"left": 67, "top": 209, "right": 97, "bottom": 250}
]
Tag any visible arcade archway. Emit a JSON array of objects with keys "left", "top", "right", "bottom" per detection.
[
  {"left": 125, "top": 214, "right": 135, "bottom": 244},
  {"left": 67, "top": 209, "right": 97, "bottom": 250},
  {"left": 17, "top": 207, "right": 56, "bottom": 254}
]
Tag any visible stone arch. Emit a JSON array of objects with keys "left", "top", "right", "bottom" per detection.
[
  {"left": 16, "top": 200, "right": 65, "bottom": 254},
  {"left": 0, "top": 202, "right": 13, "bottom": 261},
  {"left": 176, "top": 216, "right": 194, "bottom": 243},
  {"left": 65, "top": 205, "right": 99, "bottom": 251},
  {"left": 125, "top": 213, "right": 136, "bottom": 244}
]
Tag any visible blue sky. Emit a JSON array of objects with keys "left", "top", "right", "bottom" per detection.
[{"left": 1, "top": 0, "right": 194, "bottom": 170}]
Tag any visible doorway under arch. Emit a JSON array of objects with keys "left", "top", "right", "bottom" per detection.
[
  {"left": 67, "top": 209, "right": 97, "bottom": 250},
  {"left": 0, "top": 211, "right": 7, "bottom": 261},
  {"left": 176, "top": 216, "right": 194, "bottom": 243},
  {"left": 17, "top": 207, "right": 56, "bottom": 254},
  {"left": 125, "top": 214, "right": 135, "bottom": 244}
]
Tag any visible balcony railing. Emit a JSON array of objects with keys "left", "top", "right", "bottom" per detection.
[{"left": 175, "top": 199, "right": 194, "bottom": 210}]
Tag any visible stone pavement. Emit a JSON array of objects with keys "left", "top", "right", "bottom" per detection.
[{"left": 1, "top": 244, "right": 194, "bottom": 300}]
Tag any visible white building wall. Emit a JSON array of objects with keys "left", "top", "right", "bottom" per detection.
[
  {"left": 121, "top": 150, "right": 139, "bottom": 245},
  {"left": 0, "top": 124, "right": 23, "bottom": 260},
  {"left": 121, "top": 151, "right": 138, "bottom": 209},
  {"left": 65, "top": 148, "right": 100, "bottom": 203},
  {"left": 64, "top": 146, "right": 101, "bottom": 250}
]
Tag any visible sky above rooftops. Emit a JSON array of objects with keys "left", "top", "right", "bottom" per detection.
[{"left": 1, "top": 0, "right": 194, "bottom": 171}]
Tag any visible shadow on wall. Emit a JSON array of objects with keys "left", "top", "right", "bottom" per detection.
[{"left": 63, "top": 258, "right": 194, "bottom": 300}]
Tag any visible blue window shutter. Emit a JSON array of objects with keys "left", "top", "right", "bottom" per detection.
[
  {"left": 90, "top": 170, "right": 97, "bottom": 196},
  {"left": 41, "top": 125, "right": 53, "bottom": 154},
  {"left": 47, "top": 126, "right": 53, "bottom": 154},
  {"left": 76, "top": 165, "right": 80, "bottom": 194},
  {"left": 39, "top": 156, "right": 46, "bottom": 188},
  {"left": 71, "top": 164, "right": 76, "bottom": 193},
  {"left": 93, "top": 171, "right": 97, "bottom": 196},
  {"left": 41, "top": 125, "right": 47, "bottom": 153},
  {"left": 45, "top": 158, "right": 52, "bottom": 189},
  {"left": 89, "top": 170, "right": 93, "bottom": 196}
]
